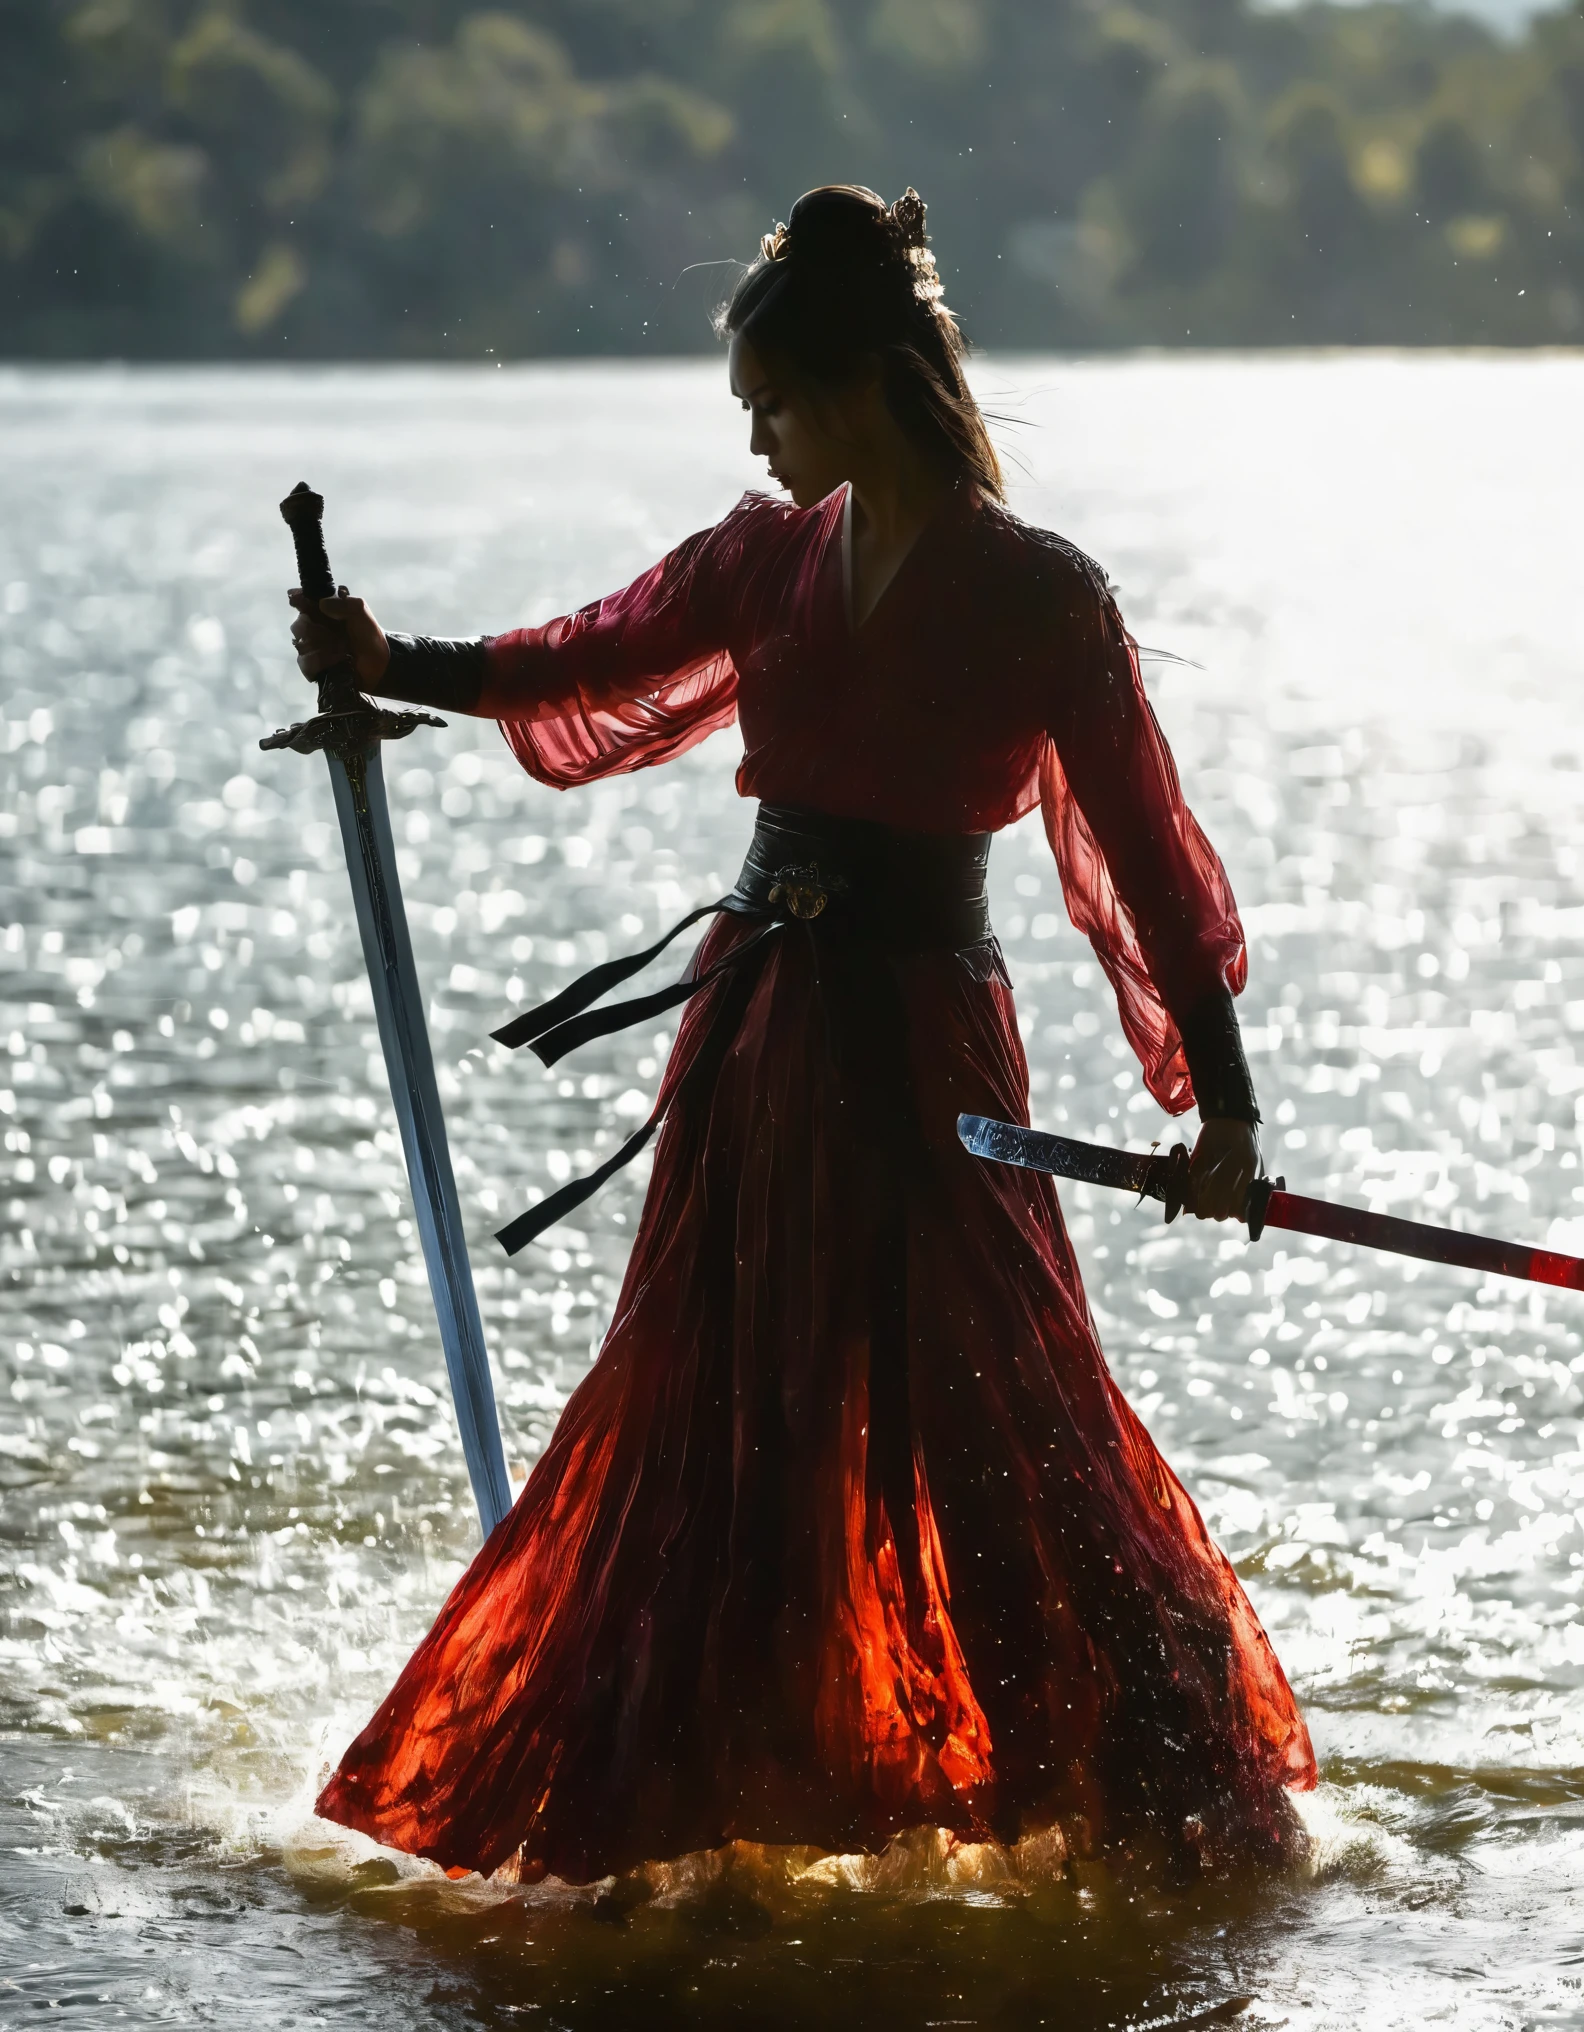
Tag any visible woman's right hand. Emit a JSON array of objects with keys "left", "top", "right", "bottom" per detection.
[{"left": 288, "top": 587, "right": 391, "bottom": 690}]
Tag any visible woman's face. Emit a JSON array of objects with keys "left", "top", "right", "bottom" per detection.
[{"left": 728, "top": 333, "right": 865, "bottom": 509}]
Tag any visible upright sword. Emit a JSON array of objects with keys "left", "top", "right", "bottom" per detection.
[
  {"left": 262, "top": 482, "right": 512, "bottom": 1536},
  {"left": 958, "top": 1113, "right": 1584, "bottom": 1293}
]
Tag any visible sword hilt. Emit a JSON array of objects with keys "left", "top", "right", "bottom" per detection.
[
  {"left": 1154, "top": 1140, "right": 1285, "bottom": 1237},
  {"left": 264, "top": 481, "right": 444, "bottom": 759},
  {"left": 1162, "top": 1145, "right": 1284, "bottom": 1235}
]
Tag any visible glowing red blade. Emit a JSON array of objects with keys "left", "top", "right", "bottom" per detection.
[{"left": 1262, "top": 1190, "right": 1584, "bottom": 1291}]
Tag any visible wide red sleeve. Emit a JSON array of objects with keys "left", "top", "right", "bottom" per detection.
[
  {"left": 1036, "top": 552, "right": 1246, "bottom": 1116},
  {"left": 482, "top": 495, "right": 777, "bottom": 788}
]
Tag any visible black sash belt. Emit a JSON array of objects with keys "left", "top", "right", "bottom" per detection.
[{"left": 492, "top": 803, "right": 993, "bottom": 1254}]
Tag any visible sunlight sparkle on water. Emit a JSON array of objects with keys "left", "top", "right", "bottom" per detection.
[{"left": 2, "top": 356, "right": 1584, "bottom": 2027}]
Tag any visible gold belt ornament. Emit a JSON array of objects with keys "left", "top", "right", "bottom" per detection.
[{"left": 768, "top": 862, "right": 848, "bottom": 921}]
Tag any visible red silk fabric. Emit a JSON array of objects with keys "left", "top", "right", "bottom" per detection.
[
  {"left": 482, "top": 486, "right": 1245, "bottom": 1112},
  {"left": 317, "top": 487, "right": 1313, "bottom": 1883}
]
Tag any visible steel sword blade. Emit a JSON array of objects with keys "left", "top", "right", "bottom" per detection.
[
  {"left": 957, "top": 1114, "right": 1165, "bottom": 1198},
  {"left": 264, "top": 483, "right": 512, "bottom": 1535},
  {"left": 957, "top": 1112, "right": 1584, "bottom": 1292}
]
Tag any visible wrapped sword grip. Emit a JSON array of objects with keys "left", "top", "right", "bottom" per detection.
[
  {"left": 280, "top": 481, "right": 336, "bottom": 604},
  {"left": 280, "top": 480, "right": 364, "bottom": 718}
]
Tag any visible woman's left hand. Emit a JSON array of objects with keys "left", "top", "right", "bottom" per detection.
[{"left": 1188, "top": 1118, "right": 1260, "bottom": 1222}]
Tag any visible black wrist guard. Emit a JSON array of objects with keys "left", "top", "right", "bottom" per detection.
[
  {"left": 381, "top": 633, "right": 487, "bottom": 714},
  {"left": 1178, "top": 986, "right": 1260, "bottom": 1123}
]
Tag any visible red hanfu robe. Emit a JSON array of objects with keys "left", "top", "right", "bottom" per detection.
[{"left": 316, "top": 484, "right": 1316, "bottom": 1884}]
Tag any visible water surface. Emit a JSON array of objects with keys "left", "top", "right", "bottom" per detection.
[{"left": 3, "top": 355, "right": 1584, "bottom": 2027}]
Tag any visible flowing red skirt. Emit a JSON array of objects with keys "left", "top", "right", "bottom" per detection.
[{"left": 317, "top": 917, "right": 1315, "bottom": 1882}]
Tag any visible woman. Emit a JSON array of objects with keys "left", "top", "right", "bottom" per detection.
[{"left": 290, "top": 185, "right": 1315, "bottom": 1887}]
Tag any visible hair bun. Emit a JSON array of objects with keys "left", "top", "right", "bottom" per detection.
[{"left": 760, "top": 185, "right": 942, "bottom": 304}]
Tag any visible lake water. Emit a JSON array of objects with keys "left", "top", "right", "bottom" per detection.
[{"left": 3, "top": 354, "right": 1584, "bottom": 2029}]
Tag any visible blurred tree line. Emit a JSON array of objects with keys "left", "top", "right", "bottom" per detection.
[{"left": 3, "top": 0, "right": 1583, "bottom": 355}]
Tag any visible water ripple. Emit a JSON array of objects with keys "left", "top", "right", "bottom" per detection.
[{"left": 3, "top": 356, "right": 1584, "bottom": 2026}]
